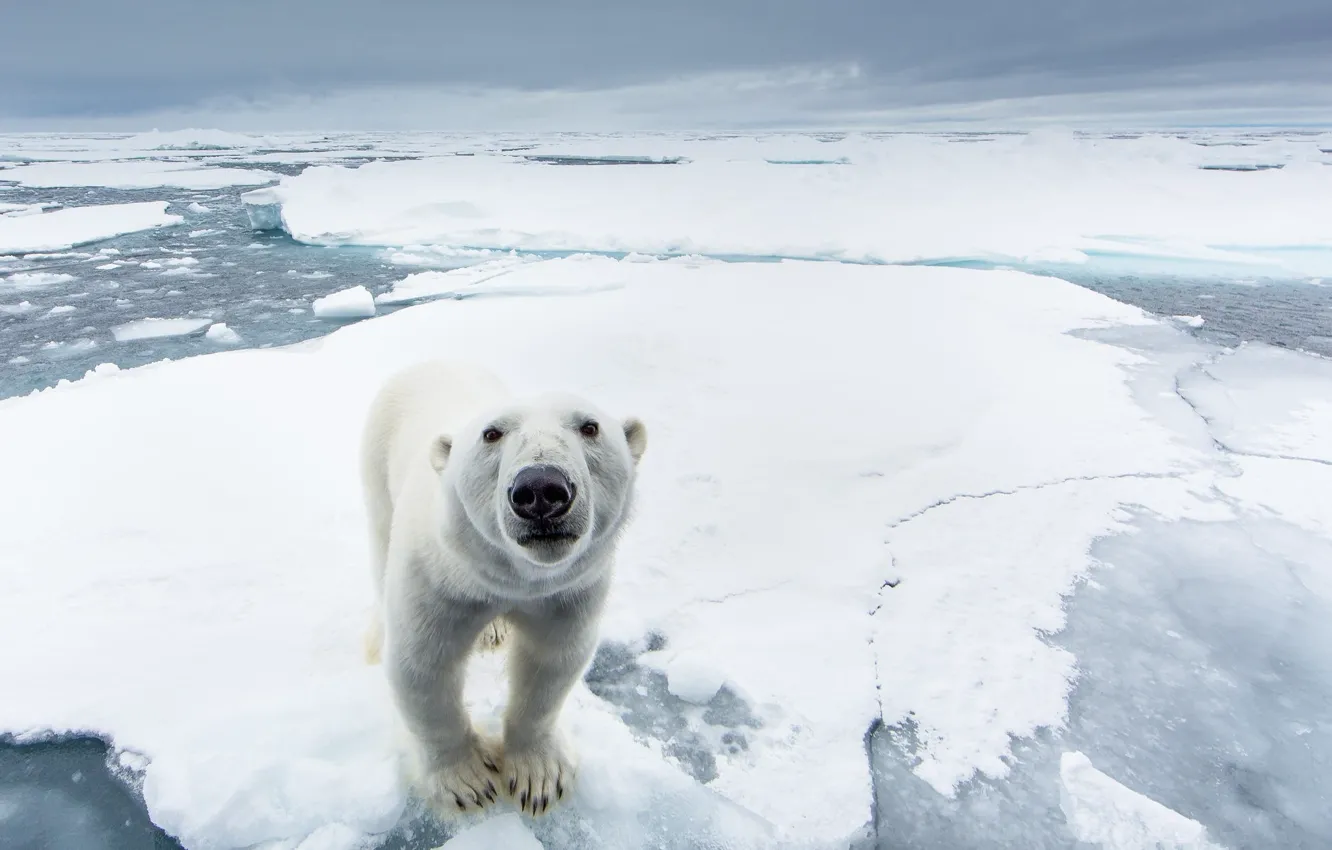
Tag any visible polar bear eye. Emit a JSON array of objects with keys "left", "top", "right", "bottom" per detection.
[
  {"left": 482, "top": 427, "right": 504, "bottom": 444},
  {"left": 579, "top": 421, "right": 600, "bottom": 438}
]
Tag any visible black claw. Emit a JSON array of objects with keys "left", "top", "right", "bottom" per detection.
[
  {"left": 520, "top": 789, "right": 528, "bottom": 809},
  {"left": 453, "top": 794, "right": 466, "bottom": 811},
  {"left": 509, "top": 778, "right": 517, "bottom": 795},
  {"left": 556, "top": 780, "right": 564, "bottom": 800},
  {"left": 483, "top": 758, "right": 499, "bottom": 773},
  {"left": 539, "top": 795, "right": 548, "bottom": 814}
]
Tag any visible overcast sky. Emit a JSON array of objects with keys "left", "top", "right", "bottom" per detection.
[{"left": 3, "top": 0, "right": 1330, "bottom": 130}]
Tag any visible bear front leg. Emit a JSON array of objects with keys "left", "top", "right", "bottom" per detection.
[
  {"left": 501, "top": 584, "right": 608, "bottom": 816},
  {"left": 384, "top": 588, "right": 502, "bottom": 816}
]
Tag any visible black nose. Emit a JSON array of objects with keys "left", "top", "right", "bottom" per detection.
[{"left": 508, "top": 465, "right": 575, "bottom": 521}]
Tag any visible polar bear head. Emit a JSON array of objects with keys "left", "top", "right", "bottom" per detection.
[{"left": 435, "top": 393, "right": 647, "bottom": 579}]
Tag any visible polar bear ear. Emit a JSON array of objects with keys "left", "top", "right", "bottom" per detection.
[
  {"left": 622, "top": 418, "right": 647, "bottom": 465},
  {"left": 429, "top": 434, "right": 453, "bottom": 473}
]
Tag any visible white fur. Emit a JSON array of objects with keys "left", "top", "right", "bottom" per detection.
[{"left": 360, "top": 361, "right": 646, "bottom": 817}]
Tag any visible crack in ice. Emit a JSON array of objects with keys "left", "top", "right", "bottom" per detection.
[
  {"left": 1172, "top": 364, "right": 1332, "bottom": 468},
  {"left": 883, "top": 470, "right": 1186, "bottom": 532}
]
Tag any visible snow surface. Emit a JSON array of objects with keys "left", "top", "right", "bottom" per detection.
[
  {"left": 312, "top": 284, "right": 376, "bottom": 319},
  {"left": 2, "top": 161, "right": 279, "bottom": 190},
  {"left": 6, "top": 253, "right": 1327, "bottom": 849},
  {"left": 110, "top": 317, "right": 212, "bottom": 342},
  {"left": 242, "top": 134, "right": 1332, "bottom": 278},
  {"left": 0, "top": 202, "right": 181, "bottom": 254},
  {"left": 1059, "top": 752, "right": 1223, "bottom": 849}
]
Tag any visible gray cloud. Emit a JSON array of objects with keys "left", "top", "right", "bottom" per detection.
[{"left": 2, "top": 0, "right": 1330, "bottom": 127}]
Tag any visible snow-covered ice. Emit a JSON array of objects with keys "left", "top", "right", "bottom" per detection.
[
  {"left": 312, "top": 284, "right": 376, "bottom": 319},
  {"left": 110, "top": 317, "right": 212, "bottom": 342},
  {"left": 0, "top": 202, "right": 181, "bottom": 254},
  {"left": 241, "top": 134, "right": 1332, "bottom": 278},
  {"left": 5, "top": 251, "right": 1328, "bottom": 849}
]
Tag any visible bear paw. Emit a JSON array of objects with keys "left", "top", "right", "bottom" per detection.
[
  {"left": 475, "top": 617, "right": 510, "bottom": 652},
  {"left": 417, "top": 739, "right": 503, "bottom": 816},
  {"left": 502, "top": 734, "right": 575, "bottom": 816}
]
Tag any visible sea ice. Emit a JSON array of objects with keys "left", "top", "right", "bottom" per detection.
[
  {"left": 0, "top": 202, "right": 181, "bottom": 254},
  {"left": 124, "top": 128, "right": 267, "bottom": 151},
  {"left": 241, "top": 135, "right": 1332, "bottom": 278},
  {"left": 110, "top": 317, "right": 212, "bottom": 342},
  {"left": 312, "top": 285, "right": 376, "bottom": 319},
  {"left": 0, "top": 300, "right": 35, "bottom": 315},
  {"left": 3, "top": 271, "right": 75, "bottom": 288},
  {"left": 1059, "top": 752, "right": 1223, "bottom": 850},
  {"left": 376, "top": 255, "right": 615, "bottom": 305},
  {"left": 1177, "top": 342, "right": 1332, "bottom": 462},
  {"left": 46, "top": 305, "right": 76, "bottom": 316},
  {"left": 3, "top": 161, "right": 279, "bottom": 190},
  {"left": 439, "top": 814, "right": 542, "bottom": 849},
  {"left": 1, "top": 251, "right": 1330, "bottom": 850},
  {"left": 205, "top": 323, "right": 242, "bottom": 345},
  {"left": 187, "top": 202, "right": 212, "bottom": 214}
]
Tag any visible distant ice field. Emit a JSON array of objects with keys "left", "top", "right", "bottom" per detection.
[{"left": 1, "top": 129, "right": 1331, "bottom": 850}]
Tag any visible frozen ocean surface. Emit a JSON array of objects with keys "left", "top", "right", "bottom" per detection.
[{"left": 1, "top": 130, "right": 1331, "bottom": 850}]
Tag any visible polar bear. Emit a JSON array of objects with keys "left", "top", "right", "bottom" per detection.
[{"left": 360, "top": 361, "right": 647, "bottom": 818}]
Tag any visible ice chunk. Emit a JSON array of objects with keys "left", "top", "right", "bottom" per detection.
[
  {"left": 240, "top": 187, "right": 285, "bottom": 231},
  {"left": 3, "top": 162, "right": 279, "bottom": 190},
  {"left": 438, "top": 814, "right": 541, "bottom": 849},
  {"left": 1171, "top": 314, "right": 1205, "bottom": 328},
  {"left": 312, "top": 285, "right": 375, "bottom": 319},
  {"left": 46, "top": 305, "right": 76, "bottom": 315},
  {"left": 95, "top": 263, "right": 120, "bottom": 270},
  {"left": 37, "top": 338, "right": 98, "bottom": 358},
  {"left": 110, "top": 317, "right": 211, "bottom": 342},
  {"left": 1060, "top": 752, "right": 1224, "bottom": 850},
  {"left": 0, "top": 300, "right": 35, "bottom": 315},
  {"left": 4, "top": 271, "right": 75, "bottom": 288},
  {"left": 0, "top": 202, "right": 181, "bottom": 254},
  {"left": 205, "top": 323, "right": 242, "bottom": 345},
  {"left": 187, "top": 202, "right": 211, "bottom": 214}
]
